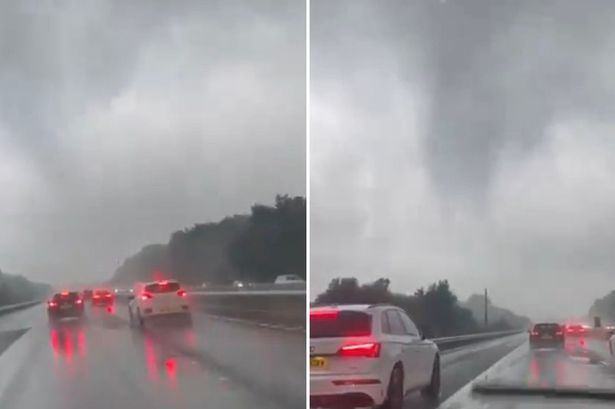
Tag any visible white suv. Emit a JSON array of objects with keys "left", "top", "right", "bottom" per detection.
[
  {"left": 310, "top": 304, "right": 440, "bottom": 409},
  {"left": 128, "top": 280, "right": 191, "bottom": 326}
]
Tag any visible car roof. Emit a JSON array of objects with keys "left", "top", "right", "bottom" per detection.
[
  {"left": 144, "top": 279, "right": 179, "bottom": 285},
  {"left": 311, "top": 304, "right": 395, "bottom": 313}
]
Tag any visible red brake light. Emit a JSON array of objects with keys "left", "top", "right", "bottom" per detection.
[
  {"left": 530, "top": 331, "right": 539, "bottom": 336},
  {"left": 160, "top": 280, "right": 168, "bottom": 285},
  {"left": 105, "top": 293, "right": 112, "bottom": 298},
  {"left": 75, "top": 298, "right": 83, "bottom": 305},
  {"left": 61, "top": 291, "right": 69, "bottom": 296},
  {"left": 338, "top": 342, "right": 381, "bottom": 358},
  {"left": 310, "top": 309, "right": 339, "bottom": 320},
  {"left": 93, "top": 295, "right": 100, "bottom": 299},
  {"left": 141, "top": 292, "right": 153, "bottom": 301},
  {"left": 177, "top": 289, "right": 187, "bottom": 297},
  {"left": 48, "top": 301, "right": 57, "bottom": 307}
]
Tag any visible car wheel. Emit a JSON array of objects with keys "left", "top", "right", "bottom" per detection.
[
  {"left": 137, "top": 308, "right": 144, "bottom": 327},
  {"left": 421, "top": 355, "right": 441, "bottom": 400},
  {"left": 128, "top": 307, "right": 134, "bottom": 325},
  {"left": 381, "top": 365, "right": 404, "bottom": 409}
]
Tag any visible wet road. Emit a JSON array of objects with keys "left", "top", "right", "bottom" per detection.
[
  {"left": 0, "top": 303, "right": 305, "bottom": 409},
  {"left": 440, "top": 336, "right": 615, "bottom": 409},
  {"left": 403, "top": 333, "right": 527, "bottom": 409}
]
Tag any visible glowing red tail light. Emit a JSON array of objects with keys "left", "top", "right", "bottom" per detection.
[
  {"left": 141, "top": 292, "right": 153, "bottom": 301},
  {"left": 530, "top": 331, "right": 539, "bottom": 336},
  {"left": 177, "top": 289, "right": 187, "bottom": 297},
  {"left": 75, "top": 298, "right": 83, "bottom": 305},
  {"left": 93, "top": 295, "right": 100, "bottom": 299},
  {"left": 105, "top": 293, "right": 112, "bottom": 298},
  {"left": 310, "top": 309, "right": 339, "bottom": 320},
  {"left": 338, "top": 342, "right": 381, "bottom": 358},
  {"left": 48, "top": 301, "right": 57, "bottom": 307}
]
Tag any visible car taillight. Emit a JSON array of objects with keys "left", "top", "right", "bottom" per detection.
[
  {"left": 530, "top": 331, "right": 539, "bottom": 336},
  {"left": 48, "top": 301, "right": 57, "bottom": 307},
  {"left": 177, "top": 289, "right": 187, "bottom": 297},
  {"left": 141, "top": 293, "right": 153, "bottom": 301},
  {"left": 310, "top": 310, "right": 339, "bottom": 320},
  {"left": 105, "top": 293, "right": 112, "bottom": 298},
  {"left": 93, "top": 295, "right": 100, "bottom": 299},
  {"left": 75, "top": 299, "right": 83, "bottom": 304},
  {"left": 338, "top": 342, "right": 381, "bottom": 358}
]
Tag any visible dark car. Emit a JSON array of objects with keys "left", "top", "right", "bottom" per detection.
[
  {"left": 47, "top": 291, "right": 85, "bottom": 321},
  {"left": 92, "top": 289, "right": 113, "bottom": 306},
  {"left": 82, "top": 289, "right": 93, "bottom": 300},
  {"left": 529, "top": 322, "right": 564, "bottom": 348}
]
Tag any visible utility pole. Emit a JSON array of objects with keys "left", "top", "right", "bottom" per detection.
[{"left": 484, "top": 288, "right": 488, "bottom": 328}]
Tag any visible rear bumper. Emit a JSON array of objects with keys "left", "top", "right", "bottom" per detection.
[
  {"left": 92, "top": 299, "right": 113, "bottom": 305},
  {"left": 48, "top": 308, "right": 84, "bottom": 318},
  {"left": 310, "top": 374, "right": 385, "bottom": 407},
  {"left": 142, "top": 305, "right": 190, "bottom": 317},
  {"left": 530, "top": 337, "right": 564, "bottom": 347}
]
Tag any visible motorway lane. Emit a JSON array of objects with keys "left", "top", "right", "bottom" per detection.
[
  {"left": 403, "top": 333, "right": 527, "bottom": 409},
  {"left": 0, "top": 303, "right": 305, "bottom": 409},
  {"left": 441, "top": 336, "right": 615, "bottom": 409}
]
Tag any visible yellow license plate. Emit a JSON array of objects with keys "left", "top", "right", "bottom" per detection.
[{"left": 310, "top": 357, "right": 327, "bottom": 369}]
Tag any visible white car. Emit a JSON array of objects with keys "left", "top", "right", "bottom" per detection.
[
  {"left": 310, "top": 304, "right": 440, "bottom": 409},
  {"left": 274, "top": 274, "right": 305, "bottom": 285},
  {"left": 128, "top": 280, "right": 190, "bottom": 326}
]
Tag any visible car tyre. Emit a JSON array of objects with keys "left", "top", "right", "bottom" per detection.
[
  {"left": 381, "top": 365, "right": 404, "bottom": 409},
  {"left": 136, "top": 308, "right": 145, "bottom": 327},
  {"left": 421, "top": 355, "right": 441, "bottom": 400}
]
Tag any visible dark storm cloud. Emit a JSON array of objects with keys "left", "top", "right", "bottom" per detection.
[
  {"left": 0, "top": 0, "right": 305, "bottom": 284},
  {"left": 311, "top": 0, "right": 615, "bottom": 319}
]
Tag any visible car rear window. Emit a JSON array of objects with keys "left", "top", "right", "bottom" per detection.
[
  {"left": 145, "top": 282, "right": 180, "bottom": 293},
  {"left": 534, "top": 323, "right": 560, "bottom": 331},
  {"left": 310, "top": 310, "right": 372, "bottom": 338},
  {"left": 53, "top": 292, "right": 80, "bottom": 301}
]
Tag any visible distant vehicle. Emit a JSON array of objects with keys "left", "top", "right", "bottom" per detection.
[
  {"left": 233, "top": 280, "right": 245, "bottom": 288},
  {"left": 310, "top": 304, "right": 440, "bottom": 409},
  {"left": 529, "top": 323, "right": 564, "bottom": 348},
  {"left": 92, "top": 289, "right": 114, "bottom": 306},
  {"left": 128, "top": 280, "right": 190, "bottom": 327},
  {"left": 565, "top": 324, "right": 588, "bottom": 336},
  {"left": 274, "top": 274, "right": 305, "bottom": 285},
  {"left": 47, "top": 291, "right": 85, "bottom": 322},
  {"left": 82, "top": 289, "right": 93, "bottom": 300}
]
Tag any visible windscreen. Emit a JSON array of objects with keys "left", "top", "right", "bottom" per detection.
[
  {"left": 310, "top": 310, "right": 372, "bottom": 338},
  {"left": 145, "top": 282, "right": 180, "bottom": 293}
]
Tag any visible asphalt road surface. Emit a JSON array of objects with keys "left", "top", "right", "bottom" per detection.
[
  {"left": 440, "top": 335, "right": 615, "bottom": 409},
  {"left": 0, "top": 302, "right": 305, "bottom": 409}
]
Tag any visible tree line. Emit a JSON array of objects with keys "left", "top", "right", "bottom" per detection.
[
  {"left": 111, "top": 195, "right": 306, "bottom": 285},
  {"left": 0, "top": 270, "right": 51, "bottom": 306},
  {"left": 314, "top": 277, "right": 526, "bottom": 337}
]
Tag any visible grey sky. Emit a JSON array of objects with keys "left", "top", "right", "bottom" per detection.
[
  {"left": 311, "top": 0, "right": 615, "bottom": 320},
  {"left": 0, "top": 0, "right": 305, "bottom": 285}
]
